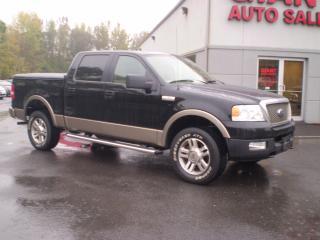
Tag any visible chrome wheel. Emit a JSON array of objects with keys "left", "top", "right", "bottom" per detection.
[
  {"left": 31, "top": 118, "right": 47, "bottom": 145},
  {"left": 178, "top": 138, "right": 211, "bottom": 176}
]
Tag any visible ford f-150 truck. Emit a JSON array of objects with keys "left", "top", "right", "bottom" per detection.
[{"left": 9, "top": 51, "right": 295, "bottom": 184}]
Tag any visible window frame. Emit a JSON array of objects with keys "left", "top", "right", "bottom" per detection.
[
  {"left": 73, "top": 54, "right": 111, "bottom": 84},
  {"left": 109, "top": 54, "right": 154, "bottom": 88}
]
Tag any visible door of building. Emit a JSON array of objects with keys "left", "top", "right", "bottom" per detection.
[{"left": 258, "top": 58, "right": 304, "bottom": 120}]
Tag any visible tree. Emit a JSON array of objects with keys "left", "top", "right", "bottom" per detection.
[
  {"left": 0, "top": 13, "right": 149, "bottom": 77},
  {"left": 69, "top": 24, "right": 93, "bottom": 56},
  {"left": 0, "top": 20, "right": 6, "bottom": 43},
  {"left": 110, "top": 23, "right": 129, "bottom": 50},
  {"left": 93, "top": 22, "right": 110, "bottom": 50},
  {"left": 44, "top": 20, "right": 56, "bottom": 59},
  {"left": 56, "top": 17, "right": 71, "bottom": 71},
  {"left": 0, "top": 26, "right": 26, "bottom": 78},
  {"left": 10, "top": 12, "right": 44, "bottom": 72},
  {"left": 130, "top": 31, "right": 148, "bottom": 50}
]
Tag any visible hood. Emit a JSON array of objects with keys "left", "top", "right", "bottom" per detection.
[{"left": 177, "top": 83, "right": 284, "bottom": 104}]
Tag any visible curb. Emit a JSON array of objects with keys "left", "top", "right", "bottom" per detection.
[{"left": 295, "top": 136, "right": 320, "bottom": 139}]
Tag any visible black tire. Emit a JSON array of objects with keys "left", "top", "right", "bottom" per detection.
[
  {"left": 27, "top": 111, "right": 60, "bottom": 151},
  {"left": 170, "top": 127, "right": 227, "bottom": 185}
]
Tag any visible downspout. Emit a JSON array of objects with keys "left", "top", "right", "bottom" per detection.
[{"left": 205, "top": 0, "right": 211, "bottom": 72}]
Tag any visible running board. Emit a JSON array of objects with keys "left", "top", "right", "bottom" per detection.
[{"left": 66, "top": 133, "right": 163, "bottom": 155}]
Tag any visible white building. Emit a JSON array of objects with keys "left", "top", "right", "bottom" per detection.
[{"left": 140, "top": 0, "right": 320, "bottom": 123}]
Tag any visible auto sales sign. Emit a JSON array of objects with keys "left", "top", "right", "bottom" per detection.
[{"left": 228, "top": 0, "right": 320, "bottom": 27}]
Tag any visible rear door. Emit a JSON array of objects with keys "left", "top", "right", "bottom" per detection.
[{"left": 64, "top": 54, "right": 111, "bottom": 128}]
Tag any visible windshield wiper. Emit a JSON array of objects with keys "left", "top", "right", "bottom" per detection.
[
  {"left": 206, "top": 80, "right": 217, "bottom": 84},
  {"left": 169, "top": 79, "right": 195, "bottom": 84}
]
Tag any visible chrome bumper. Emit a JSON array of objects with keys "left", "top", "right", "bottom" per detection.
[{"left": 9, "top": 107, "right": 25, "bottom": 120}]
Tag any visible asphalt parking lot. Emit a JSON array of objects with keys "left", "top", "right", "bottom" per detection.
[{"left": 0, "top": 99, "right": 319, "bottom": 240}]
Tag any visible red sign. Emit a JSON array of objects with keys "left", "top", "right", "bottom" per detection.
[
  {"left": 228, "top": 0, "right": 320, "bottom": 26},
  {"left": 260, "top": 67, "right": 277, "bottom": 76}
]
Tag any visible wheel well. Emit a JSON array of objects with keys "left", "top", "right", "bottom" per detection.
[
  {"left": 166, "top": 116, "right": 228, "bottom": 154},
  {"left": 25, "top": 100, "right": 51, "bottom": 120}
]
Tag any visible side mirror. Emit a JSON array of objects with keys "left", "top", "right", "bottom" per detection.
[{"left": 126, "top": 75, "right": 152, "bottom": 91}]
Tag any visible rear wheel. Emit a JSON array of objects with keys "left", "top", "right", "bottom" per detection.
[
  {"left": 171, "top": 128, "right": 227, "bottom": 185},
  {"left": 27, "top": 111, "right": 60, "bottom": 151}
]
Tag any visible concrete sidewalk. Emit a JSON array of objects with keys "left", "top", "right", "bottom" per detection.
[{"left": 295, "top": 121, "right": 320, "bottom": 137}]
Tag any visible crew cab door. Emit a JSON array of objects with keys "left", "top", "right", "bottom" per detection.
[
  {"left": 64, "top": 54, "right": 111, "bottom": 129},
  {"left": 103, "top": 54, "right": 162, "bottom": 130}
]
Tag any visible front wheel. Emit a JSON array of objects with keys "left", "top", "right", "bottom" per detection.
[
  {"left": 27, "top": 111, "right": 61, "bottom": 151},
  {"left": 171, "top": 128, "right": 227, "bottom": 185}
]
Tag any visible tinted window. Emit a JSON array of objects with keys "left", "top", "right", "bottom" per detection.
[
  {"left": 75, "top": 55, "right": 109, "bottom": 82},
  {"left": 113, "top": 56, "right": 146, "bottom": 86}
]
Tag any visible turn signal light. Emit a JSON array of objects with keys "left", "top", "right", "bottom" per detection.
[
  {"left": 10, "top": 84, "right": 15, "bottom": 100},
  {"left": 232, "top": 106, "right": 240, "bottom": 118}
]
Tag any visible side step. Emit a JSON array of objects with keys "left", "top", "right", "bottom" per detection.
[{"left": 66, "top": 133, "right": 163, "bottom": 155}]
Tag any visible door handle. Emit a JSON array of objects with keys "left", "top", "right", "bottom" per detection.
[
  {"left": 67, "top": 88, "right": 76, "bottom": 94},
  {"left": 104, "top": 91, "right": 115, "bottom": 99}
]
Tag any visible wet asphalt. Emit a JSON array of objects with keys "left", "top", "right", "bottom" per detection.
[{"left": 0, "top": 99, "right": 319, "bottom": 240}]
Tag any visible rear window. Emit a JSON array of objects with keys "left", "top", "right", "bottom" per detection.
[{"left": 75, "top": 55, "right": 109, "bottom": 82}]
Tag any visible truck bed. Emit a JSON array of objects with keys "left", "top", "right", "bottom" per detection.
[
  {"left": 12, "top": 73, "right": 66, "bottom": 116},
  {"left": 14, "top": 73, "right": 65, "bottom": 80}
]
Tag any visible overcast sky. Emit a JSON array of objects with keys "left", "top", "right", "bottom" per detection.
[{"left": 0, "top": 0, "right": 180, "bottom": 34}]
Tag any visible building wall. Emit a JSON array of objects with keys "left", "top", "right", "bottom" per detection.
[
  {"left": 141, "top": 0, "right": 208, "bottom": 55},
  {"left": 141, "top": 0, "right": 320, "bottom": 123},
  {"left": 210, "top": 0, "right": 320, "bottom": 50},
  {"left": 209, "top": 1, "right": 320, "bottom": 123},
  {"left": 208, "top": 47, "right": 320, "bottom": 123}
]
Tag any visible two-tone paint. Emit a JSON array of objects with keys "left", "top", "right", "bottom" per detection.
[{"left": 10, "top": 51, "right": 295, "bottom": 160}]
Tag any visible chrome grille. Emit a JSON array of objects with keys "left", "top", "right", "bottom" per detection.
[{"left": 266, "top": 103, "right": 289, "bottom": 124}]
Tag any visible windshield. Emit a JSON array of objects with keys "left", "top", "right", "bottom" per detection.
[{"left": 145, "top": 55, "right": 214, "bottom": 84}]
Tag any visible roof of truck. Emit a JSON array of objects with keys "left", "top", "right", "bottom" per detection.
[{"left": 79, "top": 50, "right": 171, "bottom": 56}]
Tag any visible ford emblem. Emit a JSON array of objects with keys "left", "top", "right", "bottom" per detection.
[{"left": 277, "top": 108, "right": 284, "bottom": 118}]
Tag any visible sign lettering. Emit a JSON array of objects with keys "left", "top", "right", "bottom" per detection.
[{"left": 228, "top": 0, "right": 320, "bottom": 27}]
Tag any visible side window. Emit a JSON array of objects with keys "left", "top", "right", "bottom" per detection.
[
  {"left": 113, "top": 56, "right": 147, "bottom": 86},
  {"left": 75, "top": 55, "right": 109, "bottom": 82}
]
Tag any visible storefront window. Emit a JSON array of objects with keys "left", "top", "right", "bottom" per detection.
[
  {"left": 258, "top": 58, "right": 304, "bottom": 118},
  {"left": 258, "top": 59, "right": 279, "bottom": 92}
]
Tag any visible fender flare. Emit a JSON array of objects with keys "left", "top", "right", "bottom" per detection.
[
  {"left": 24, "top": 95, "right": 58, "bottom": 126},
  {"left": 160, "top": 109, "right": 230, "bottom": 146}
]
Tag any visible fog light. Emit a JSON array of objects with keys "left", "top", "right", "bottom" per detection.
[{"left": 249, "top": 142, "right": 267, "bottom": 151}]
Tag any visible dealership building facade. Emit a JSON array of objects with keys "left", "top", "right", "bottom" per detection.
[{"left": 140, "top": 0, "right": 320, "bottom": 123}]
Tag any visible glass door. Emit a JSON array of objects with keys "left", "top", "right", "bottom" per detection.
[
  {"left": 283, "top": 61, "right": 304, "bottom": 117},
  {"left": 258, "top": 59, "right": 304, "bottom": 119}
]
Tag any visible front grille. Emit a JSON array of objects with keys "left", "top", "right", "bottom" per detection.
[{"left": 266, "top": 103, "right": 289, "bottom": 124}]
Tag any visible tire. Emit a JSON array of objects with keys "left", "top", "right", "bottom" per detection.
[
  {"left": 27, "top": 111, "right": 61, "bottom": 151},
  {"left": 170, "top": 127, "right": 227, "bottom": 185}
]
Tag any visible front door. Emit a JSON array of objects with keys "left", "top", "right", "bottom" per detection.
[
  {"left": 258, "top": 59, "right": 304, "bottom": 119},
  {"left": 104, "top": 54, "right": 162, "bottom": 130}
]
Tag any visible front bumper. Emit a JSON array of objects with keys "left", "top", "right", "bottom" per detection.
[{"left": 226, "top": 121, "right": 295, "bottom": 161}]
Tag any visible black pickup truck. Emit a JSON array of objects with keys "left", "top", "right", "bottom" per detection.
[{"left": 9, "top": 51, "right": 295, "bottom": 184}]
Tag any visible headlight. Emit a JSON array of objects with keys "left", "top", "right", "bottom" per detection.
[{"left": 232, "top": 105, "right": 265, "bottom": 122}]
